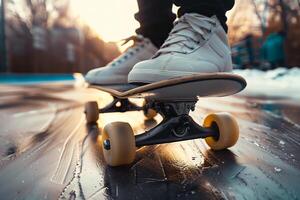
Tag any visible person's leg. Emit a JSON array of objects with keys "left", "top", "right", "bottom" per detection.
[
  {"left": 135, "top": 0, "right": 176, "bottom": 47},
  {"left": 173, "top": 0, "right": 235, "bottom": 32}
]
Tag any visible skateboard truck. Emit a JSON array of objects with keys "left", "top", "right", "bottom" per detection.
[
  {"left": 99, "top": 97, "right": 143, "bottom": 113},
  {"left": 135, "top": 101, "right": 218, "bottom": 147},
  {"left": 84, "top": 97, "right": 158, "bottom": 124},
  {"left": 100, "top": 99, "right": 240, "bottom": 167}
]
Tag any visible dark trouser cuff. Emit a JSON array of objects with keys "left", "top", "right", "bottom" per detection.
[
  {"left": 135, "top": 22, "right": 174, "bottom": 48},
  {"left": 134, "top": 0, "right": 175, "bottom": 47}
]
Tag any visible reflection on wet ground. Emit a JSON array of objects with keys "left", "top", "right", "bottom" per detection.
[{"left": 0, "top": 84, "right": 299, "bottom": 200}]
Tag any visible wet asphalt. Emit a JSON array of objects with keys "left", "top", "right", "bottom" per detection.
[{"left": 0, "top": 83, "right": 299, "bottom": 200}]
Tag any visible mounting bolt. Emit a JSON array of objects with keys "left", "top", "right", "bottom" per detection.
[
  {"left": 164, "top": 105, "right": 171, "bottom": 114},
  {"left": 191, "top": 105, "right": 195, "bottom": 111},
  {"left": 183, "top": 122, "right": 189, "bottom": 128},
  {"left": 103, "top": 139, "right": 111, "bottom": 150},
  {"left": 172, "top": 122, "right": 190, "bottom": 137}
]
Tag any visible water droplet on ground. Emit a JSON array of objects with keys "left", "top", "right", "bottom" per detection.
[
  {"left": 253, "top": 142, "right": 260, "bottom": 147},
  {"left": 274, "top": 167, "right": 282, "bottom": 173},
  {"left": 279, "top": 140, "right": 285, "bottom": 146}
]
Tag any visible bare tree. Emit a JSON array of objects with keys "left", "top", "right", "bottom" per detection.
[
  {"left": 6, "top": 0, "right": 71, "bottom": 34},
  {"left": 5, "top": 0, "right": 120, "bottom": 73},
  {"left": 5, "top": 0, "right": 73, "bottom": 71},
  {"left": 251, "top": 0, "right": 268, "bottom": 36}
]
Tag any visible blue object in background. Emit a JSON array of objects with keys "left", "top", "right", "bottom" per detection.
[
  {"left": 261, "top": 32, "right": 285, "bottom": 67},
  {"left": 0, "top": 74, "right": 75, "bottom": 84}
]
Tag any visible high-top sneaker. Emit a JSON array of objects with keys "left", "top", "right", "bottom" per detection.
[
  {"left": 128, "top": 13, "right": 233, "bottom": 83},
  {"left": 85, "top": 35, "right": 158, "bottom": 85}
]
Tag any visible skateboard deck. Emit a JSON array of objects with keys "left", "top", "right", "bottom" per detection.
[{"left": 90, "top": 73, "right": 247, "bottom": 101}]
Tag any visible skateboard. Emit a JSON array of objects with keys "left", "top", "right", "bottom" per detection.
[{"left": 84, "top": 73, "right": 247, "bottom": 167}]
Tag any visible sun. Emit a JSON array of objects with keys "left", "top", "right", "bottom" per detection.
[{"left": 70, "top": 0, "right": 139, "bottom": 42}]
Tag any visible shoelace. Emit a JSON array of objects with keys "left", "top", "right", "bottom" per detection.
[
  {"left": 155, "top": 14, "right": 217, "bottom": 56},
  {"left": 111, "top": 35, "right": 148, "bottom": 66},
  {"left": 120, "top": 35, "right": 144, "bottom": 46}
]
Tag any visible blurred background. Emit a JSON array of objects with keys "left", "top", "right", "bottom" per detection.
[{"left": 0, "top": 0, "right": 299, "bottom": 74}]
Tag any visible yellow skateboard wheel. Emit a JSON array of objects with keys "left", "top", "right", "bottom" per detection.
[
  {"left": 203, "top": 112, "right": 239, "bottom": 150},
  {"left": 84, "top": 101, "right": 99, "bottom": 123},
  {"left": 102, "top": 122, "right": 136, "bottom": 166},
  {"left": 143, "top": 100, "right": 157, "bottom": 120}
]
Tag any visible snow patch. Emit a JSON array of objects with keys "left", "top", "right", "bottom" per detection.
[{"left": 235, "top": 67, "right": 300, "bottom": 99}]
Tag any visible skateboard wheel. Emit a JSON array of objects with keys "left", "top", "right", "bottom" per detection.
[
  {"left": 143, "top": 100, "right": 157, "bottom": 120},
  {"left": 203, "top": 113, "right": 239, "bottom": 150},
  {"left": 84, "top": 101, "right": 99, "bottom": 123},
  {"left": 102, "top": 122, "right": 136, "bottom": 166}
]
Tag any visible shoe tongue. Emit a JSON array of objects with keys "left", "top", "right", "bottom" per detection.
[{"left": 154, "top": 14, "right": 218, "bottom": 57}]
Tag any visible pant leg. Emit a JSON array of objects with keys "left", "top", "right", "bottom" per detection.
[
  {"left": 135, "top": 0, "right": 176, "bottom": 47},
  {"left": 173, "top": 0, "right": 235, "bottom": 32}
]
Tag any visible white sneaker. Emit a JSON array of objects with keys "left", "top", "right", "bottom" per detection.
[
  {"left": 128, "top": 13, "right": 233, "bottom": 83},
  {"left": 85, "top": 35, "right": 158, "bottom": 85}
]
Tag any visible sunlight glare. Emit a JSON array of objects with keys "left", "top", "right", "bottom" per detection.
[{"left": 71, "top": 0, "right": 139, "bottom": 42}]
